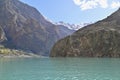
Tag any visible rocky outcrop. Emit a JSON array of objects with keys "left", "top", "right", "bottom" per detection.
[
  {"left": 0, "top": 0, "right": 74, "bottom": 56},
  {"left": 0, "top": 27, "right": 6, "bottom": 42},
  {"left": 50, "top": 8, "right": 120, "bottom": 57}
]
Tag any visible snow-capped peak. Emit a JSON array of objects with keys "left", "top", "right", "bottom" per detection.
[{"left": 56, "top": 21, "right": 92, "bottom": 30}]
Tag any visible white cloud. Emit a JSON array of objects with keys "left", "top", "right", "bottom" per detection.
[
  {"left": 80, "top": 0, "right": 98, "bottom": 10},
  {"left": 111, "top": 1, "right": 120, "bottom": 9},
  {"left": 97, "top": 0, "right": 108, "bottom": 8},
  {"left": 73, "top": 0, "right": 82, "bottom": 5},
  {"left": 73, "top": 0, "right": 120, "bottom": 10}
]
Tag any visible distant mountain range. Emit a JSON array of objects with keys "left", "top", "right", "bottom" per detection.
[
  {"left": 50, "top": 8, "right": 120, "bottom": 58},
  {"left": 56, "top": 21, "right": 92, "bottom": 30}
]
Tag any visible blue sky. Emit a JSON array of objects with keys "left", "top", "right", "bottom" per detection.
[{"left": 20, "top": 0, "right": 120, "bottom": 24}]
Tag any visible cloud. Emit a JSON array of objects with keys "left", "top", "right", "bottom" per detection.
[
  {"left": 73, "top": 0, "right": 82, "bottom": 5},
  {"left": 111, "top": 1, "right": 120, "bottom": 9},
  {"left": 73, "top": 0, "right": 120, "bottom": 10},
  {"left": 97, "top": 0, "right": 108, "bottom": 8},
  {"left": 80, "top": 0, "right": 98, "bottom": 10}
]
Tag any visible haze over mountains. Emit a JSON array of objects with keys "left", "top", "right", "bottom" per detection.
[{"left": 50, "top": 8, "right": 120, "bottom": 57}]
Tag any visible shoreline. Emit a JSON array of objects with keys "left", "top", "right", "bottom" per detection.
[{"left": 0, "top": 54, "right": 42, "bottom": 58}]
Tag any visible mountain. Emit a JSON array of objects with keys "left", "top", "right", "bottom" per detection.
[
  {"left": 50, "top": 8, "right": 120, "bottom": 57},
  {"left": 56, "top": 21, "right": 92, "bottom": 30},
  {"left": 0, "top": 0, "right": 74, "bottom": 56},
  {"left": 56, "top": 24, "right": 75, "bottom": 38},
  {"left": 0, "top": 26, "right": 35, "bottom": 57}
]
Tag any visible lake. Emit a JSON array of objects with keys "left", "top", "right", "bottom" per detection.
[{"left": 0, "top": 58, "right": 120, "bottom": 80}]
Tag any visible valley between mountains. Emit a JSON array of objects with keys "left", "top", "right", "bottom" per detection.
[{"left": 0, "top": 0, "right": 120, "bottom": 58}]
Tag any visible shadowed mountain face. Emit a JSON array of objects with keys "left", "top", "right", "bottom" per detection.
[
  {"left": 0, "top": 0, "right": 74, "bottom": 56},
  {"left": 50, "top": 8, "right": 120, "bottom": 57}
]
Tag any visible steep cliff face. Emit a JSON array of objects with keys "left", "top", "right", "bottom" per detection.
[
  {"left": 0, "top": 0, "right": 74, "bottom": 56},
  {"left": 50, "top": 8, "right": 120, "bottom": 57}
]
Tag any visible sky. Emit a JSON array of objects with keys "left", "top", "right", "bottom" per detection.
[{"left": 20, "top": 0, "right": 120, "bottom": 24}]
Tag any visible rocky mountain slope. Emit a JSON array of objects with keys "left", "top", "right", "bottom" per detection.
[
  {"left": 50, "top": 8, "right": 120, "bottom": 57},
  {"left": 0, "top": 0, "right": 74, "bottom": 56},
  {"left": 0, "top": 25, "right": 33, "bottom": 57}
]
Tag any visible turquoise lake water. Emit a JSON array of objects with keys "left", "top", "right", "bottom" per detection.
[{"left": 0, "top": 58, "right": 120, "bottom": 80}]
